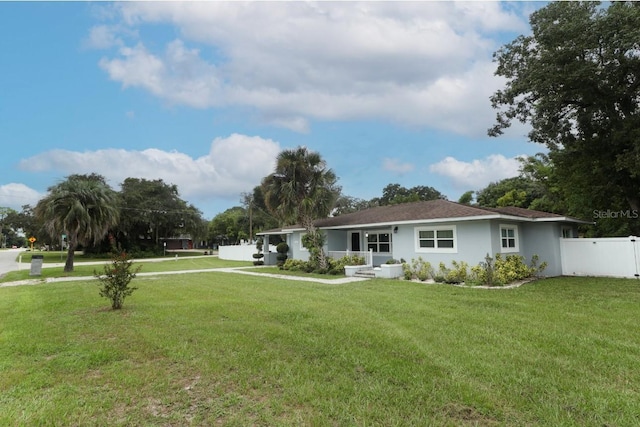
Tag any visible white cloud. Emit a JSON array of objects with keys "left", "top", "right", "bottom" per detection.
[
  {"left": 18, "top": 134, "right": 281, "bottom": 199},
  {"left": 429, "top": 154, "right": 523, "bottom": 189},
  {"left": 84, "top": 25, "right": 123, "bottom": 49},
  {"left": 0, "top": 183, "right": 42, "bottom": 210},
  {"left": 91, "top": 2, "right": 531, "bottom": 135},
  {"left": 382, "top": 158, "right": 414, "bottom": 175}
]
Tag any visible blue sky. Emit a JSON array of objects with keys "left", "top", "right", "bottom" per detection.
[{"left": 0, "top": 1, "right": 544, "bottom": 219}]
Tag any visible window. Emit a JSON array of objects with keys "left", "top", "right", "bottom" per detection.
[
  {"left": 298, "top": 232, "right": 308, "bottom": 251},
  {"left": 415, "top": 226, "right": 457, "bottom": 253},
  {"left": 499, "top": 225, "right": 519, "bottom": 253},
  {"left": 562, "top": 227, "right": 573, "bottom": 238},
  {"left": 366, "top": 232, "right": 392, "bottom": 253}
]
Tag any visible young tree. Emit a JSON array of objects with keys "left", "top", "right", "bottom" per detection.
[
  {"left": 35, "top": 174, "right": 120, "bottom": 272},
  {"left": 261, "top": 146, "right": 340, "bottom": 270},
  {"left": 95, "top": 250, "right": 141, "bottom": 310},
  {"left": 489, "top": 1, "right": 640, "bottom": 234}
]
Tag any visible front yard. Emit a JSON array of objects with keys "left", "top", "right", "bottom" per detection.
[{"left": 1, "top": 275, "right": 639, "bottom": 425}]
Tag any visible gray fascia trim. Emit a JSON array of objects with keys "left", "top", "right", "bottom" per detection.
[
  {"left": 532, "top": 217, "right": 593, "bottom": 224},
  {"left": 316, "top": 214, "right": 507, "bottom": 230},
  {"left": 256, "top": 229, "right": 297, "bottom": 236},
  {"left": 315, "top": 214, "right": 592, "bottom": 231}
]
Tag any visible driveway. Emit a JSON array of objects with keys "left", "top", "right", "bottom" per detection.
[{"left": 0, "top": 249, "right": 25, "bottom": 277}]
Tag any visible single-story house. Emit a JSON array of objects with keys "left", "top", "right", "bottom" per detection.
[{"left": 258, "top": 199, "right": 590, "bottom": 277}]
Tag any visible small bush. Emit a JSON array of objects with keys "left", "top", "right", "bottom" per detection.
[
  {"left": 469, "top": 253, "right": 547, "bottom": 286},
  {"left": 328, "top": 254, "right": 365, "bottom": 275},
  {"left": 402, "top": 257, "right": 433, "bottom": 281},
  {"left": 252, "top": 252, "right": 264, "bottom": 266},
  {"left": 282, "top": 259, "right": 313, "bottom": 272},
  {"left": 445, "top": 260, "right": 469, "bottom": 284},
  {"left": 95, "top": 251, "right": 142, "bottom": 310},
  {"left": 275, "top": 242, "right": 289, "bottom": 268}
]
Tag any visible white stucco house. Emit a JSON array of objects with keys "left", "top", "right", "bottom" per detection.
[{"left": 257, "top": 199, "right": 590, "bottom": 277}]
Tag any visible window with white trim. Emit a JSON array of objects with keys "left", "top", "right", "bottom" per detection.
[
  {"left": 299, "top": 232, "right": 308, "bottom": 251},
  {"left": 499, "top": 224, "right": 519, "bottom": 253},
  {"left": 366, "top": 232, "right": 392, "bottom": 253},
  {"left": 561, "top": 227, "right": 573, "bottom": 238},
  {"left": 415, "top": 226, "right": 457, "bottom": 253}
]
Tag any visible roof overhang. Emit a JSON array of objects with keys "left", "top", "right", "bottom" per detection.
[
  {"left": 314, "top": 213, "right": 581, "bottom": 230},
  {"left": 257, "top": 214, "right": 592, "bottom": 235},
  {"left": 257, "top": 228, "right": 298, "bottom": 236}
]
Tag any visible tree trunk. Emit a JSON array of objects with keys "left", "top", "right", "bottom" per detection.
[
  {"left": 626, "top": 195, "right": 640, "bottom": 236},
  {"left": 64, "top": 237, "right": 76, "bottom": 272},
  {"left": 302, "top": 216, "right": 328, "bottom": 270}
]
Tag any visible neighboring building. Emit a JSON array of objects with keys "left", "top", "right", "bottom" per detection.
[
  {"left": 258, "top": 199, "right": 590, "bottom": 277},
  {"left": 161, "top": 235, "right": 193, "bottom": 250}
]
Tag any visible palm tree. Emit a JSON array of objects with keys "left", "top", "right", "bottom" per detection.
[
  {"left": 262, "top": 146, "right": 340, "bottom": 270},
  {"left": 35, "top": 174, "right": 120, "bottom": 272}
]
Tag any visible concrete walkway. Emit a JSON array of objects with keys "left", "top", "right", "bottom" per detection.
[{"left": 0, "top": 255, "right": 370, "bottom": 287}]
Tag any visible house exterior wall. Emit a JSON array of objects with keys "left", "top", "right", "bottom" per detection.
[
  {"left": 392, "top": 220, "right": 494, "bottom": 268},
  {"left": 284, "top": 219, "right": 569, "bottom": 276},
  {"left": 519, "top": 222, "right": 563, "bottom": 276},
  {"left": 326, "top": 230, "right": 347, "bottom": 252},
  {"left": 289, "top": 232, "right": 310, "bottom": 262}
]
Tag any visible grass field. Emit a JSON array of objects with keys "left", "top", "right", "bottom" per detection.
[
  {"left": 16, "top": 250, "right": 213, "bottom": 263},
  {"left": 0, "top": 257, "right": 251, "bottom": 283},
  {"left": 1, "top": 275, "right": 639, "bottom": 425}
]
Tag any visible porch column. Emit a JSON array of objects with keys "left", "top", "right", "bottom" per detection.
[{"left": 263, "top": 234, "right": 270, "bottom": 265}]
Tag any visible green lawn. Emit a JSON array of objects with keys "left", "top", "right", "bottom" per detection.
[
  {"left": 244, "top": 266, "right": 348, "bottom": 280},
  {"left": 0, "top": 257, "right": 251, "bottom": 283},
  {"left": 16, "top": 250, "right": 216, "bottom": 263},
  {"left": 1, "top": 275, "right": 639, "bottom": 425}
]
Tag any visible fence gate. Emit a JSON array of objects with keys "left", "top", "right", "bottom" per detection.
[{"left": 560, "top": 236, "right": 640, "bottom": 278}]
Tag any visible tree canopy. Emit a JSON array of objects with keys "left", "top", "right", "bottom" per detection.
[
  {"left": 372, "top": 183, "right": 445, "bottom": 206},
  {"left": 262, "top": 146, "right": 341, "bottom": 269},
  {"left": 490, "top": 1, "right": 640, "bottom": 234},
  {"left": 116, "top": 178, "right": 206, "bottom": 252},
  {"left": 35, "top": 174, "right": 120, "bottom": 272}
]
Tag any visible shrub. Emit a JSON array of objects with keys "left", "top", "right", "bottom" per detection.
[
  {"left": 445, "top": 260, "right": 469, "bottom": 284},
  {"left": 329, "top": 254, "right": 365, "bottom": 275},
  {"left": 275, "top": 242, "right": 289, "bottom": 268},
  {"left": 402, "top": 262, "right": 413, "bottom": 280},
  {"left": 95, "top": 251, "right": 142, "bottom": 310},
  {"left": 282, "top": 259, "right": 313, "bottom": 272},
  {"left": 403, "top": 257, "right": 433, "bottom": 281},
  {"left": 252, "top": 252, "right": 264, "bottom": 266},
  {"left": 469, "top": 253, "right": 547, "bottom": 286}
]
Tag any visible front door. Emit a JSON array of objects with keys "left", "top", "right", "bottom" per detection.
[{"left": 350, "top": 232, "right": 361, "bottom": 252}]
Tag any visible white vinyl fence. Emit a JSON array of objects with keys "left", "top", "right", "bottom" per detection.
[
  {"left": 219, "top": 244, "right": 277, "bottom": 261},
  {"left": 560, "top": 236, "right": 640, "bottom": 278}
]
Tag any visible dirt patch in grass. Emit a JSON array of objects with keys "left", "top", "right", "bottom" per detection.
[{"left": 442, "top": 402, "right": 500, "bottom": 426}]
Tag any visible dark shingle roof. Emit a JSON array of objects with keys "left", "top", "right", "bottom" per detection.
[
  {"left": 258, "top": 200, "right": 587, "bottom": 235},
  {"left": 314, "top": 199, "right": 580, "bottom": 228}
]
